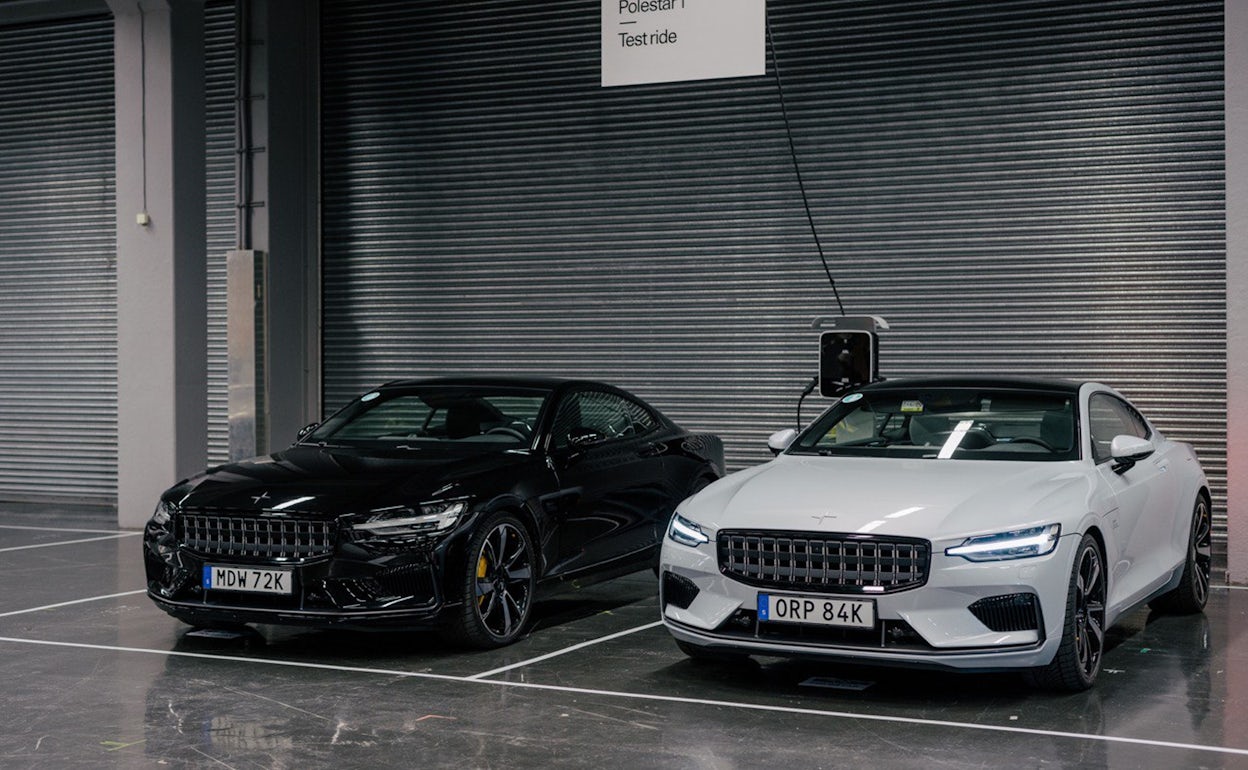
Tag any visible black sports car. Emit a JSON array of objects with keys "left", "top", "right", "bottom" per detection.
[{"left": 143, "top": 377, "right": 724, "bottom": 647}]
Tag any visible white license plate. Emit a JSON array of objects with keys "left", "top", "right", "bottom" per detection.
[
  {"left": 203, "top": 565, "right": 293, "bottom": 595},
  {"left": 758, "top": 593, "right": 874, "bottom": 629}
]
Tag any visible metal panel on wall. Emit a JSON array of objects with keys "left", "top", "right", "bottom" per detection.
[
  {"left": 205, "top": 0, "right": 236, "bottom": 466},
  {"left": 0, "top": 15, "right": 116, "bottom": 504},
  {"left": 320, "top": 1, "right": 1226, "bottom": 535}
]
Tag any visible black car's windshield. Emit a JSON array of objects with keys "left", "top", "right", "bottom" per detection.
[
  {"left": 789, "top": 387, "right": 1079, "bottom": 461},
  {"left": 305, "top": 386, "right": 551, "bottom": 450}
]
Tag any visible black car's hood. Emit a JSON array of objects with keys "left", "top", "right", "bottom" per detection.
[{"left": 168, "top": 444, "right": 535, "bottom": 516}]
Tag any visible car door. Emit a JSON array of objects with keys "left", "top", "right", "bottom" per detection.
[
  {"left": 1091, "top": 392, "right": 1179, "bottom": 607},
  {"left": 543, "top": 388, "right": 672, "bottom": 576}
]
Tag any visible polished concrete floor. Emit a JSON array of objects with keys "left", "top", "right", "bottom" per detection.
[{"left": 2, "top": 509, "right": 1247, "bottom": 769}]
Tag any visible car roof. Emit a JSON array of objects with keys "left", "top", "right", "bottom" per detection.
[
  {"left": 856, "top": 376, "right": 1084, "bottom": 395},
  {"left": 376, "top": 375, "right": 603, "bottom": 391}
]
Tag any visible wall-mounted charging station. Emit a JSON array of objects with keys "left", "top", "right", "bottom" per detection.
[
  {"left": 789, "top": 315, "right": 890, "bottom": 429},
  {"left": 811, "top": 315, "right": 889, "bottom": 397}
]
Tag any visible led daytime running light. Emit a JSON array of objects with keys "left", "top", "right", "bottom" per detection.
[
  {"left": 353, "top": 499, "right": 468, "bottom": 536},
  {"left": 946, "top": 524, "right": 1060, "bottom": 562},
  {"left": 668, "top": 513, "right": 709, "bottom": 548}
]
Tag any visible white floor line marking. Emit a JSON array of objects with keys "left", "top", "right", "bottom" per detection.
[
  {"left": 1215, "top": 585, "right": 1248, "bottom": 591},
  {"left": 0, "top": 636, "right": 464, "bottom": 682},
  {"left": 0, "top": 525, "right": 134, "bottom": 535},
  {"left": 0, "top": 634, "right": 1245, "bottom": 758},
  {"left": 0, "top": 532, "right": 141, "bottom": 554},
  {"left": 0, "top": 589, "right": 147, "bottom": 618},
  {"left": 466, "top": 620, "right": 663, "bottom": 680}
]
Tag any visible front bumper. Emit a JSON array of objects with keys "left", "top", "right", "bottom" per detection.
[
  {"left": 143, "top": 519, "right": 460, "bottom": 630},
  {"left": 660, "top": 532, "right": 1079, "bottom": 672}
]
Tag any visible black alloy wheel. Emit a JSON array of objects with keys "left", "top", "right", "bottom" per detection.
[
  {"left": 1189, "top": 497, "right": 1214, "bottom": 608},
  {"left": 444, "top": 512, "right": 536, "bottom": 648},
  {"left": 1150, "top": 495, "right": 1213, "bottom": 614},
  {"left": 1025, "top": 533, "right": 1106, "bottom": 691},
  {"left": 1071, "top": 540, "right": 1107, "bottom": 681}
]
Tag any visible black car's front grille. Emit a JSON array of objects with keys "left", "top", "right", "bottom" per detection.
[
  {"left": 718, "top": 530, "right": 930, "bottom": 594},
  {"left": 177, "top": 511, "right": 336, "bottom": 560}
]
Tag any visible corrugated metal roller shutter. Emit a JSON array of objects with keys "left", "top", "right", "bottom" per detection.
[
  {"left": 205, "top": 0, "right": 236, "bottom": 466},
  {"left": 320, "top": 1, "right": 1226, "bottom": 536},
  {"left": 0, "top": 15, "right": 116, "bottom": 505}
]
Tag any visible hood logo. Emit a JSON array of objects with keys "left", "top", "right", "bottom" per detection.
[
  {"left": 251, "top": 491, "right": 271, "bottom": 506},
  {"left": 810, "top": 513, "right": 838, "bottom": 525}
]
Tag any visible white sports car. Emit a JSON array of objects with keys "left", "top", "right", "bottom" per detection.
[{"left": 660, "top": 377, "right": 1212, "bottom": 690}]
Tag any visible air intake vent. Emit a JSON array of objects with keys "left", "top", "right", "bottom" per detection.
[
  {"left": 662, "top": 571, "right": 700, "bottom": 610},
  {"left": 968, "top": 593, "right": 1041, "bottom": 633}
]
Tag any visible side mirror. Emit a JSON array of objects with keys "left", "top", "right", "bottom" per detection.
[
  {"left": 1110, "top": 434, "right": 1154, "bottom": 474},
  {"left": 295, "top": 422, "right": 320, "bottom": 442},
  {"left": 567, "top": 427, "right": 606, "bottom": 448},
  {"left": 767, "top": 428, "right": 798, "bottom": 455}
]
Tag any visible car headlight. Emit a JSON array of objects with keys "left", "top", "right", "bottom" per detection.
[
  {"left": 667, "top": 512, "right": 709, "bottom": 548},
  {"left": 945, "top": 523, "right": 1061, "bottom": 562},
  {"left": 352, "top": 499, "right": 469, "bottom": 538},
  {"left": 150, "top": 500, "right": 175, "bottom": 527}
]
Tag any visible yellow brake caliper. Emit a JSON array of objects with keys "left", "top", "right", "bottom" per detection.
[{"left": 477, "top": 554, "right": 489, "bottom": 607}]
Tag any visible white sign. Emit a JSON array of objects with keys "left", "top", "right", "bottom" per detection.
[{"left": 601, "top": 0, "right": 765, "bottom": 87}]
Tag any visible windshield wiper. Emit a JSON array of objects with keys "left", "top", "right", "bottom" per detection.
[
  {"left": 806, "top": 439, "right": 895, "bottom": 456},
  {"left": 832, "top": 437, "right": 895, "bottom": 448}
]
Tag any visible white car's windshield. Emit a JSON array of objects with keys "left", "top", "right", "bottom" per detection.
[{"left": 789, "top": 387, "right": 1079, "bottom": 461}]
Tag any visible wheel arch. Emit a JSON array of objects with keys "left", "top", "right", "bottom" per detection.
[
  {"left": 480, "top": 495, "right": 546, "bottom": 576},
  {"left": 1081, "top": 523, "right": 1109, "bottom": 590},
  {"left": 1197, "top": 485, "right": 1212, "bottom": 510}
]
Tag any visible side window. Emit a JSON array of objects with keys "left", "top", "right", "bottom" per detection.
[
  {"left": 551, "top": 391, "right": 657, "bottom": 449},
  {"left": 1088, "top": 393, "right": 1150, "bottom": 463},
  {"left": 1121, "top": 402, "right": 1150, "bottom": 439}
]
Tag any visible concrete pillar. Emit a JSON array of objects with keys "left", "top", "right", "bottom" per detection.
[
  {"left": 229, "top": 0, "right": 320, "bottom": 457},
  {"left": 1228, "top": 0, "right": 1247, "bottom": 584},
  {"left": 110, "top": 0, "right": 206, "bottom": 527},
  {"left": 262, "top": 0, "right": 321, "bottom": 447}
]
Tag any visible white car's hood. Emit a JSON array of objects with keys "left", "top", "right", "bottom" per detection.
[{"left": 683, "top": 454, "right": 1094, "bottom": 541}]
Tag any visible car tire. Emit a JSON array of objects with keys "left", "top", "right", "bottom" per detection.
[
  {"left": 674, "top": 639, "right": 753, "bottom": 666},
  {"left": 442, "top": 512, "right": 536, "bottom": 649},
  {"left": 1148, "top": 495, "right": 1213, "bottom": 615},
  {"left": 1023, "top": 533, "right": 1106, "bottom": 692}
]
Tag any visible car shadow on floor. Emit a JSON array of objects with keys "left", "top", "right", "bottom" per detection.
[
  {"left": 165, "top": 572, "right": 660, "bottom": 664},
  {"left": 639, "top": 606, "right": 1188, "bottom": 716}
]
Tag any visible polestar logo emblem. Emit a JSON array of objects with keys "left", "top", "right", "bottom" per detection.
[
  {"left": 251, "top": 491, "right": 271, "bottom": 506},
  {"left": 811, "top": 513, "right": 838, "bottom": 525}
]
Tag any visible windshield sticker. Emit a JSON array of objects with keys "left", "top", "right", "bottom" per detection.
[
  {"left": 901, "top": 400, "right": 924, "bottom": 413},
  {"left": 842, "top": 393, "right": 863, "bottom": 404},
  {"left": 361, "top": 392, "right": 380, "bottom": 402}
]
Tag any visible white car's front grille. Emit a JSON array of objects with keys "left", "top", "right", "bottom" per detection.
[{"left": 717, "top": 531, "right": 930, "bottom": 594}]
